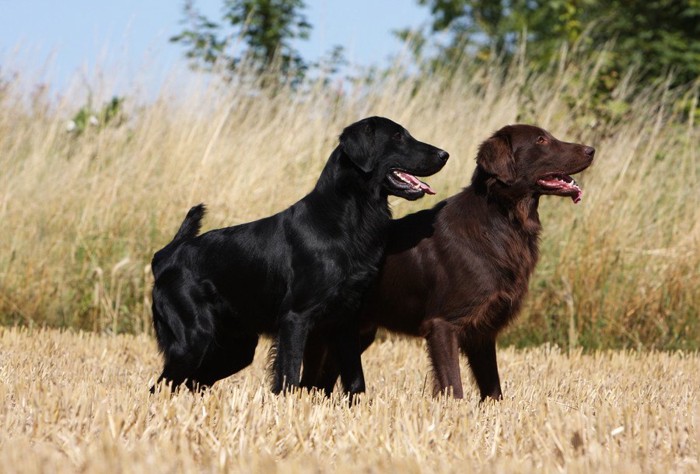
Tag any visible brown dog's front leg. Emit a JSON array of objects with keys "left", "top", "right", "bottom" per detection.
[
  {"left": 424, "top": 318, "right": 463, "bottom": 398},
  {"left": 463, "top": 336, "right": 503, "bottom": 401}
]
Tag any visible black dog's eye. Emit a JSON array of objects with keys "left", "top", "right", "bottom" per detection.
[
  {"left": 536, "top": 136, "right": 549, "bottom": 145},
  {"left": 393, "top": 132, "right": 403, "bottom": 141}
]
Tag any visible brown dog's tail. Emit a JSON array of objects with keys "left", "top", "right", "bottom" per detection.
[{"left": 151, "top": 204, "right": 206, "bottom": 271}]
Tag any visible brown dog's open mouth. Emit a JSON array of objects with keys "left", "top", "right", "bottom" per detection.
[
  {"left": 537, "top": 173, "right": 583, "bottom": 203},
  {"left": 386, "top": 169, "right": 436, "bottom": 195}
]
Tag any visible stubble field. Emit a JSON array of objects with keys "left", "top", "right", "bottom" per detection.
[{"left": 1, "top": 327, "right": 698, "bottom": 473}]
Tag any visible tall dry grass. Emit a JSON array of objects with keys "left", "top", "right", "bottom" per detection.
[
  {"left": 0, "top": 50, "right": 698, "bottom": 348},
  {"left": 1, "top": 327, "right": 698, "bottom": 472}
]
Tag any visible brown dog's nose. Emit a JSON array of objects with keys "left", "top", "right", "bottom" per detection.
[
  {"left": 437, "top": 150, "right": 449, "bottom": 162},
  {"left": 584, "top": 146, "right": 595, "bottom": 158}
]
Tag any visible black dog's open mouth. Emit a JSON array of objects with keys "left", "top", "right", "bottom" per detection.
[
  {"left": 537, "top": 173, "right": 583, "bottom": 203},
  {"left": 386, "top": 169, "right": 436, "bottom": 196}
]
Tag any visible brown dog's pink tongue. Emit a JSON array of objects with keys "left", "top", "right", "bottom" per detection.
[
  {"left": 572, "top": 189, "right": 583, "bottom": 204},
  {"left": 538, "top": 175, "right": 582, "bottom": 204}
]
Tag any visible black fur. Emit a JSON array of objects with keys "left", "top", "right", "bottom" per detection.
[{"left": 150, "top": 116, "right": 448, "bottom": 395}]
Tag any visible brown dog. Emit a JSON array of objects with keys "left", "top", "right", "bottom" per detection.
[{"left": 302, "top": 124, "right": 595, "bottom": 400}]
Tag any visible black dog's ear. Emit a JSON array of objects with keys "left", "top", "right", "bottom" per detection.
[
  {"left": 476, "top": 133, "right": 516, "bottom": 185},
  {"left": 339, "top": 118, "right": 377, "bottom": 173}
]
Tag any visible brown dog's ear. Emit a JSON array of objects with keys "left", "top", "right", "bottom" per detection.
[
  {"left": 476, "top": 134, "right": 516, "bottom": 185},
  {"left": 339, "top": 118, "right": 377, "bottom": 173}
]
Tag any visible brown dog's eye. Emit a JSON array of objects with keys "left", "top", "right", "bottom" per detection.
[
  {"left": 536, "top": 136, "right": 548, "bottom": 145},
  {"left": 393, "top": 132, "right": 403, "bottom": 141}
]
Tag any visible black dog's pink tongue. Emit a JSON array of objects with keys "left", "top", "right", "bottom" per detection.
[
  {"left": 395, "top": 171, "right": 436, "bottom": 194},
  {"left": 418, "top": 180, "right": 436, "bottom": 195}
]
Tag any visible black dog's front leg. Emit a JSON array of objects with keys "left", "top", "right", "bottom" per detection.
[
  {"left": 333, "top": 323, "right": 366, "bottom": 398},
  {"left": 272, "top": 311, "right": 311, "bottom": 393},
  {"left": 300, "top": 332, "right": 339, "bottom": 396},
  {"left": 302, "top": 323, "right": 377, "bottom": 398}
]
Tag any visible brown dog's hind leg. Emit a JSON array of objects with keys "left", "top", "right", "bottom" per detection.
[{"left": 424, "top": 319, "right": 463, "bottom": 398}]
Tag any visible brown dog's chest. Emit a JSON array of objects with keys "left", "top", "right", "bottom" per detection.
[
  {"left": 438, "top": 224, "right": 539, "bottom": 333},
  {"left": 492, "top": 227, "right": 539, "bottom": 296},
  {"left": 372, "top": 216, "right": 541, "bottom": 339}
]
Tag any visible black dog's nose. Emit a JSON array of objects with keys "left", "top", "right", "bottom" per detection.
[
  {"left": 584, "top": 146, "right": 595, "bottom": 158},
  {"left": 437, "top": 150, "right": 449, "bottom": 162}
]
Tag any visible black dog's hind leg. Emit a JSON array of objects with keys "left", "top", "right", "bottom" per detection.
[
  {"left": 192, "top": 334, "right": 259, "bottom": 387},
  {"left": 271, "top": 310, "right": 312, "bottom": 393},
  {"left": 152, "top": 348, "right": 204, "bottom": 393},
  {"left": 151, "top": 300, "right": 205, "bottom": 393},
  {"left": 150, "top": 281, "right": 221, "bottom": 393}
]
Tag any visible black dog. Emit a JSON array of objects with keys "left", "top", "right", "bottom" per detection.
[{"left": 151, "top": 116, "right": 448, "bottom": 395}]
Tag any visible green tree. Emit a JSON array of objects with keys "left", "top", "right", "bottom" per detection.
[
  {"left": 401, "top": 0, "right": 700, "bottom": 88},
  {"left": 171, "top": 0, "right": 312, "bottom": 83},
  {"left": 587, "top": 0, "right": 700, "bottom": 87}
]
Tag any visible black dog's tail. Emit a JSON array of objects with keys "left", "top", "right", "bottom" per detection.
[
  {"left": 172, "top": 203, "right": 206, "bottom": 243},
  {"left": 152, "top": 204, "right": 206, "bottom": 270}
]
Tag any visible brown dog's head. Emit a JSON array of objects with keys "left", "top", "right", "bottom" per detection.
[{"left": 475, "top": 124, "right": 594, "bottom": 203}]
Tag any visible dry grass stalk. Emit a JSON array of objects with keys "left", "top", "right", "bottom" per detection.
[{"left": 0, "top": 49, "right": 698, "bottom": 348}]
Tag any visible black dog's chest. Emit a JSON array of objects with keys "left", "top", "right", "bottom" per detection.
[{"left": 297, "top": 243, "right": 384, "bottom": 325}]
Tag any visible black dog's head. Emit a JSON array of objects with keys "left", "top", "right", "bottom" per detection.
[
  {"left": 339, "top": 116, "right": 449, "bottom": 200},
  {"left": 475, "top": 124, "right": 595, "bottom": 203}
]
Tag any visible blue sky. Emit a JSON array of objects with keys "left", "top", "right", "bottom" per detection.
[{"left": 1, "top": 1, "right": 431, "bottom": 94}]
